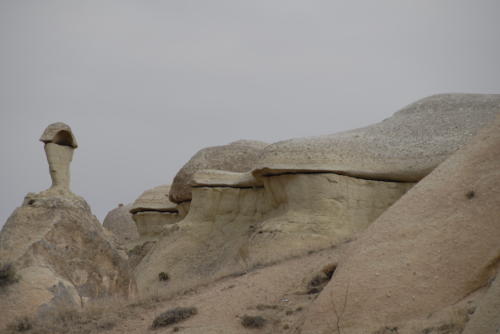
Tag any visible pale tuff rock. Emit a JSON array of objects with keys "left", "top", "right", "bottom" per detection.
[
  {"left": 41, "top": 123, "right": 77, "bottom": 193},
  {"left": 191, "top": 170, "right": 263, "bottom": 188},
  {"left": 130, "top": 185, "right": 177, "bottom": 214},
  {"left": 39, "top": 122, "right": 78, "bottom": 148},
  {"left": 134, "top": 185, "right": 273, "bottom": 295},
  {"left": 254, "top": 94, "right": 500, "bottom": 182},
  {"left": 299, "top": 115, "right": 500, "bottom": 334},
  {"left": 130, "top": 185, "right": 182, "bottom": 238},
  {"left": 102, "top": 203, "right": 139, "bottom": 244},
  {"left": 24, "top": 122, "right": 85, "bottom": 207},
  {"left": 134, "top": 172, "right": 411, "bottom": 295},
  {"left": 169, "top": 140, "right": 268, "bottom": 203},
  {"left": 0, "top": 203, "right": 133, "bottom": 329},
  {"left": 0, "top": 123, "right": 133, "bottom": 329},
  {"left": 249, "top": 173, "right": 414, "bottom": 265},
  {"left": 462, "top": 273, "right": 500, "bottom": 334}
]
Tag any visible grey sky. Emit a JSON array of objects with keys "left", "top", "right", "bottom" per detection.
[{"left": 1, "top": 0, "right": 499, "bottom": 226}]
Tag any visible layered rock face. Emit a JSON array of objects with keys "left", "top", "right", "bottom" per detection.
[
  {"left": 135, "top": 95, "right": 499, "bottom": 298},
  {"left": 102, "top": 203, "right": 139, "bottom": 244},
  {"left": 0, "top": 123, "right": 133, "bottom": 329},
  {"left": 251, "top": 173, "right": 413, "bottom": 264},
  {"left": 169, "top": 140, "right": 268, "bottom": 203},
  {"left": 130, "top": 185, "right": 182, "bottom": 238},
  {"left": 134, "top": 173, "right": 273, "bottom": 294},
  {"left": 299, "top": 115, "right": 500, "bottom": 333},
  {"left": 136, "top": 172, "right": 411, "bottom": 295},
  {"left": 254, "top": 94, "right": 500, "bottom": 181}
]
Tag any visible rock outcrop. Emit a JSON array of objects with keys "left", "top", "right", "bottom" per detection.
[
  {"left": 299, "top": 115, "right": 500, "bottom": 333},
  {"left": 102, "top": 203, "right": 139, "bottom": 245},
  {"left": 135, "top": 95, "right": 499, "bottom": 301},
  {"left": 462, "top": 272, "right": 500, "bottom": 334},
  {"left": 169, "top": 140, "right": 268, "bottom": 203},
  {"left": 134, "top": 172, "right": 272, "bottom": 295},
  {"left": 250, "top": 173, "right": 413, "bottom": 265},
  {"left": 254, "top": 94, "right": 500, "bottom": 182},
  {"left": 130, "top": 185, "right": 182, "bottom": 238},
  {"left": 135, "top": 168, "right": 412, "bottom": 295},
  {"left": 0, "top": 123, "right": 133, "bottom": 329}
]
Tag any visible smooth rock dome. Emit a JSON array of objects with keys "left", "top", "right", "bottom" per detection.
[
  {"left": 253, "top": 94, "right": 500, "bottom": 182},
  {"left": 169, "top": 140, "right": 268, "bottom": 203},
  {"left": 102, "top": 203, "right": 139, "bottom": 243}
]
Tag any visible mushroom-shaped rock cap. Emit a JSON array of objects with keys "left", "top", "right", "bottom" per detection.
[
  {"left": 39, "top": 122, "right": 78, "bottom": 148},
  {"left": 169, "top": 140, "right": 268, "bottom": 203},
  {"left": 253, "top": 94, "right": 500, "bottom": 182},
  {"left": 130, "top": 185, "right": 178, "bottom": 214}
]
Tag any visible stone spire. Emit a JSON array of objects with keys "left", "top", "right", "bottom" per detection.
[
  {"left": 39, "top": 122, "right": 78, "bottom": 194},
  {"left": 23, "top": 122, "right": 86, "bottom": 208}
]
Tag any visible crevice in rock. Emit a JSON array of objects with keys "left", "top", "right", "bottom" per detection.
[
  {"left": 191, "top": 185, "right": 264, "bottom": 190},
  {"left": 259, "top": 170, "right": 416, "bottom": 184}
]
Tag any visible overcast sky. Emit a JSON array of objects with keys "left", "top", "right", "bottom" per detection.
[{"left": 1, "top": 0, "right": 499, "bottom": 226}]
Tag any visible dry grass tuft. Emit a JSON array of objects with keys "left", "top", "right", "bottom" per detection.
[
  {"left": 241, "top": 315, "right": 267, "bottom": 329},
  {"left": 2, "top": 297, "right": 129, "bottom": 334},
  {"left": 151, "top": 306, "right": 198, "bottom": 329},
  {"left": 0, "top": 263, "right": 18, "bottom": 289}
]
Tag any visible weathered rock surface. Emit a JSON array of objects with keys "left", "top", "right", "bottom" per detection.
[
  {"left": 0, "top": 122, "right": 134, "bottom": 330},
  {"left": 130, "top": 185, "right": 182, "bottom": 238},
  {"left": 299, "top": 115, "right": 500, "bottom": 333},
  {"left": 169, "top": 140, "right": 268, "bottom": 203},
  {"left": 0, "top": 198, "right": 133, "bottom": 329},
  {"left": 462, "top": 273, "right": 500, "bottom": 334},
  {"left": 135, "top": 170, "right": 411, "bottom": 296},
  {"left": 39, "top": 122, "right": 78, "bottom": 148},
  {"left": 250, "top": 173, "right": 413, "bottom": 265},
  {"left": 191, "top": 170, "right": 263, "bottom": 188},
  {"left": 37, "top": 122, "right": 79, "bottom": 199},
  {"left": 130, "top": 185, "right": 177, "bottom": 214},
  {"left": 102, "top": 203, "right": 139, "bottom": 244},
  {"left": 254, "top": 94, "right": 500, "bottom": 182},
  {"left": 134, "top": 184, "right": 273, "bottom": 295}
]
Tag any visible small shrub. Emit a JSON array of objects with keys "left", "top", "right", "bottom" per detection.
[
  {"left": 372, "top": 327, "right": 398, "bottom": 334},
  {"left": 0, "top": 262, "right": 18, "bottom": 289},
  {"left": 241, "top": 315, "right": 266, "bottom": 329},
  {"left": 151, "top": 307, "right": 197, "bottom": 329},
  {"left": 6, "top": 317, "right": 32, "bottom": 332},
  {"left": 466, "top": 191, "right": 475, "bottom": 199},
  {"left": 306, "top": 287, "right": 322, "bottom": 294},
  {"left": 158, "top": 272, "right": 170, "bottom": 282},
  {"left": 306, "top": 263, "right": 337, "bottom": 294},
  {"left": 322, "top": 263, "right": 337, "bottom": 279}
]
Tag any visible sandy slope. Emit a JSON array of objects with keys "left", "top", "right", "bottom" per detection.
[{"left": 108, "top": 246, "right": 347, "bottom": 334}]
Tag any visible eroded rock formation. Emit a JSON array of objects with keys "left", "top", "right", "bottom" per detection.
[
  {"left": 254, "top": 94, "right": 500, "bottom": 181},
  {"left": 169, "top": 140, "right": 268, "bottom": 203},
  {"left": 134, "top": 172, "right": 272, "bottom": 294},
  {"left": 250, "top": 173, "right": 413, "bottom": 264},
  {"left": 130, "top": 185, "right": 183, "bottom": 238},
  {"left": 102, "top": 203, "right": 139, "bottom": 245},
  {"left": 298, "top": 114, "right": 500, "bottom": 334},
  {"left": 0, "top": 123, "right": 133, "bottom": 328},
  {"left": 462, "top": 272, "right": 500, "bottom": 334},
  {"left": 25, "top": 122, "right": 80, "bottom": 205},
  {"left": 135, "top": 95, "right": 500, "bottom": 298},
  {"left": 135, "top": 171, "right": 412, "bottom": 295}
]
